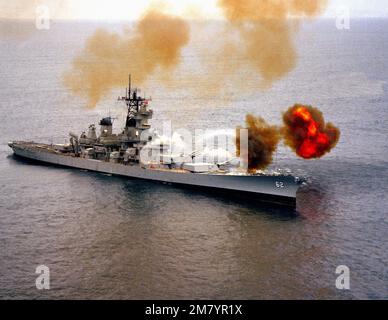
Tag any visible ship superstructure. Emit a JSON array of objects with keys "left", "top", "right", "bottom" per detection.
[
  {"left": 71, "top": 75, "right": 153, "bottom": 164},
  {"left": 8, "top": 76, "right": 303, "bottom": 207}
]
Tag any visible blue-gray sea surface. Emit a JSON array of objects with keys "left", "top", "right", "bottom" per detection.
[{"left": 0, "top": 19, "right": 387, "bottom": 299}]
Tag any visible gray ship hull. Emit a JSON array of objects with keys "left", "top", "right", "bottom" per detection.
[{"left": 9, "top": 142, "right": 301, "bottom": 207}]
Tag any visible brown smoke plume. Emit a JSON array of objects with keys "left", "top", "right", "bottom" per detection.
[
  {"left": 236, "top": 114, "right": 281, "bottom": 172},
  {"left": 236, "top": 105, "right": 340, "bottom": 171},
  {"left": 64, "top": 10, "right": 190, "bottom": 107},
  {"left": 217, "top": 0, "right": 328, "bottom": 86},
  {"left": 282, "top": 104, "right": 340, "bottom": 159}
]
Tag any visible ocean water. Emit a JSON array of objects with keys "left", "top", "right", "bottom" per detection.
[{"left": 0, "top": 19, "right": 387, "bottom": 299}]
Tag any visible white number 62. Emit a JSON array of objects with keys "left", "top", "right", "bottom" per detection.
[{"left": 275, "top": 181, "right": 284, "bottom": 188}]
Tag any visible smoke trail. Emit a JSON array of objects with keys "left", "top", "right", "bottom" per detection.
[
  {"left": 217, "top": 0, "right": 328, "bottom": 86},
  {"left": 236, "top": 114, "right": 281, "bottom": 172},
  {"left": 282, "top": 104, "right": 340, "bottom": 159},
  {"left": 64, "top": 10, "right": 190, "bottom": 107}
]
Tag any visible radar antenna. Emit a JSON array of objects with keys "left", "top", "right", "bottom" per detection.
[{"left": 118, "top": 74, "right": 151, "bottom": 128}]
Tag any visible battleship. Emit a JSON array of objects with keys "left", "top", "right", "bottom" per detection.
[{"left": 8, "top": 77, "right": 303, "bottom": 207}]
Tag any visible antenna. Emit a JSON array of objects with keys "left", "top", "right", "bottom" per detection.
[{"left": 128, "top": 74, "right": 131, "bottom": 98}]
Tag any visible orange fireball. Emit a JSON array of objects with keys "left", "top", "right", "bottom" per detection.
[{"left": 282, "top": 104, "right": 340, "bottom": 159}]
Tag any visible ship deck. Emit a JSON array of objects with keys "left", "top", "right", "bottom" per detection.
[{"left": 9, "top": 141, "right": 299, "bottom": 179}]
